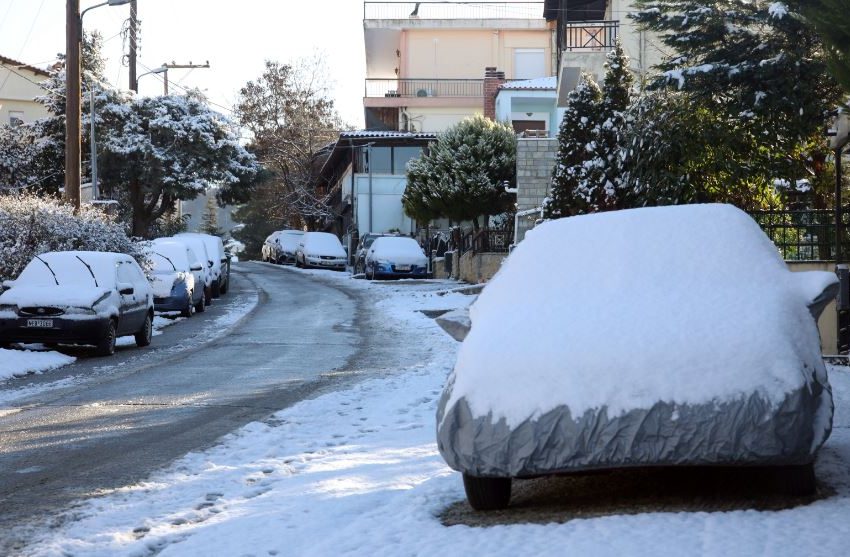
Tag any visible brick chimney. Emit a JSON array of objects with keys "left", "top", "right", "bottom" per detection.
[{"left": 484, "top": 67, "right": 505, "bottom": 121}]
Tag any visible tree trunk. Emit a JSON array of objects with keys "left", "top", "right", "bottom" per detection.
[{"left": 130, "top": 179, "right": 150, "bottom": 238}]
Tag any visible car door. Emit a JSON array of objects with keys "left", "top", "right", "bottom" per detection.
[
  {"left": 185, "top": 247, "right": 204, "bottom": 303},
  {"left": 116, "top": 261, "right": 146, "bottom": 334}
]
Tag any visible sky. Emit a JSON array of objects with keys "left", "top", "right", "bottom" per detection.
[{"left": 0, "top": 0, "right": 368, "bottom": 127}]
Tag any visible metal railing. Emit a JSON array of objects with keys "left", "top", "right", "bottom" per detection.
[
  {"left": 557, "top": 20, "right": 619, "bottom": 52},
  {"left": 364, "top": 2, "right": 544, "bottom": 20},
  {"left": 365, "top": 78, "right": 484, "bottom": 98},
  {"left": 748, "top": 208, "right": 850, "bottom": 261}
]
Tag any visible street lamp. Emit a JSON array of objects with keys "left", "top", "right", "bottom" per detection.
[
  {"left": 66, "top": 0, "right": 133, "bottom": 211},
  {"left": 137, "top": 65, "right": 168, "bottom": 93}
]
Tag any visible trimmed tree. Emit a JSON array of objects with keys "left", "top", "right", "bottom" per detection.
[{"left": 403, "top": 115, "right": 516, "bottom": 230}]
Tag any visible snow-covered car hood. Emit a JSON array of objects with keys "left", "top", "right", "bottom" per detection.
[
  {"left": 150, "top": 273, "right": 188, "bottom": 298},
  {"left": 0, "top": 285, "right": 111, "bottom": 309},
  {"left": 369, "top": 253, "right": 427, "bottom": 266}
]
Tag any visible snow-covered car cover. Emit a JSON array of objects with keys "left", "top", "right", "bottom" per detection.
[{"left": 437, "top": 204, "right": 839, "bottom": 478}]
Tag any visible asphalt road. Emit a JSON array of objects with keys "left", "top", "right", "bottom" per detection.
[{"left": 0, "top": 262, "right": 387, "bottom": 554}]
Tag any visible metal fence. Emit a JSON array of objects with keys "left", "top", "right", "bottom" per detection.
[
  {"left": 364, "top": 2, "right": 544, "bottom": 20},
  {"left": 365, "top": 78, "right": 484, "bottom": 98},
  {"left": 557, "top": 20, "right": 619, "bottom": 52},
  {"left": 748, "top": 208, "right": 850, "bottom": 261}
]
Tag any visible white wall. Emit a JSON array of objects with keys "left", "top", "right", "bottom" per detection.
[{"left": 0, "top": 65, "right": 49, "bottom": 125}]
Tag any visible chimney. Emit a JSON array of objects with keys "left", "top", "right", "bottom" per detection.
[{"left": 484, "top": 67, "right": 505, "bottom": 121}]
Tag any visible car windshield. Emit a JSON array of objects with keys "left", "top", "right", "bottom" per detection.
[
  {"left": 371, "top": 237, "right": 424, "bottom": 258},
  {"left": 278, "top": 232, "right": 303, "bottom": 250},
  {"left": 17, "top": 253, "right": 116, "bottom": 287},
  {"left": 305, "top": 233, "right": 344, "bottom": 255}
]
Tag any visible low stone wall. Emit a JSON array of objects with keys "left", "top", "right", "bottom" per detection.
[
  {"left": 432, "top": 256, "right": 449, "bottom": 280},
  {"left": 459, "top": 251, "right": 505, "bottom": 284},
  {"left": 787, "top": 262, "right": 838, "bottom": 355}
]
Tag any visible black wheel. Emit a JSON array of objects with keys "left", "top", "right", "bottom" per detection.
[
  {"left": 195, "top": 293, "right": 206, "bottom": 313},
  {"left": 181, "top": 294, "right": 195, "bottom": 318},
  {"left": 212, "top": 280, "right": 221, "bottom": 298},
  {"left": 135, "top": 313, "right": 152, "bottom": 347},
  {"left": 220, "top": 278, "right": 228, "bottom": 295},
  {"left": 462, "top": 474, "right": 512, "bottom": 511},
  {"left": 95, "top": 320, "right": 117, "bottom": 357},
  {"left": 774, "top": 463, "right": 816, "bottom": 496},
  {"left": 204, "top": 286, "right": 212, "bottom": 305}
]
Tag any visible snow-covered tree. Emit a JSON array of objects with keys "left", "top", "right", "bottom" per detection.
[
  {"left": 632, "top": 0, "right": 843, "bottom": 199},
  {"left": 200, "top": 195, "right": 223, "bottom": 237},
  {"left": 402, "top": 115, "right": 516, "bottom": 230},
  {"left": 800, "top": 0, "right": 850, "bottom": 93},
  {"left": 545, "top": 73, "right": 602, "bottom": 218},
  {"left": 0, "top": 192, "right": 148, "bottom": 283},
  {"left": 96, "top": 92, "right": 259, "bottom": 237}
]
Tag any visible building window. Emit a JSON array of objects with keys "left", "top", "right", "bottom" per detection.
[
  {"left": 355, "top": 146, "right": 424, "bottom": 174},
  {"left": 514, "top": 49, "right": 545, "bottom": 80},
  {"left": 9, "top": 111, "right": 24, "bottom": 126},
  {"left": 392, "top": 147, "right": 422, "bottom": 174},
  {"left": 512, "top": 120, "right": 547, "bottom": 134}
]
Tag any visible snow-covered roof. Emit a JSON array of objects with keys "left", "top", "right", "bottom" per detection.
[
  {"left": 0, "top": 54, "right": 50, "bottom": 77},
  {"left": 339, "top": 130, "right": 438, "bottom": 140},
  {"left": 499, "top": 76, "right": 557, "bottom": 91}
]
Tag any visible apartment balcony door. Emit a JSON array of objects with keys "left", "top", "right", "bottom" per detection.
[{"left": 514, "top": 48, "right": 546, "bottom": 80}]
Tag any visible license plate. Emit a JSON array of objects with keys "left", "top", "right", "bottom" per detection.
[
  {"left": 26, "top": 319, "right": 53, "bottom": 328},
  {"left": 395, "top": 265, "right": 411, "bottom": 271}
]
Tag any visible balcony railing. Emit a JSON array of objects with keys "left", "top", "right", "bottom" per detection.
[
  {"left": 364, "top": 2, "right": 544, "bottom": 20},
  {"left": 365, "top": 78, "right": 484, "bottom": 98},
  {"left": 557, "top": 20, "right": 619, "bottom": 52}
]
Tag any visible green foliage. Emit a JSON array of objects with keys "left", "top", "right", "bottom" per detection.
[
  {"left": 200, "top": 195, "right": 223, "bottom": 237},
  {"left": 402, "top": 115, "right": 516, "bottom": 229},
  {"left": 799, "top": 0, "right": 850, "bottom": 94}
]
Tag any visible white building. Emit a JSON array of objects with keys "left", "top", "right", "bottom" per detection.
[{"left": 0, "top": 54, "right": 50, "bottom": 126}]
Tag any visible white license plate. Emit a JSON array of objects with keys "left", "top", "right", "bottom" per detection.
[
  {"left": 26, "top": 319, "right": 53, "bottom": 328},
  {"left": 395, "top": 265, "right": 411, "bottom": 271}
]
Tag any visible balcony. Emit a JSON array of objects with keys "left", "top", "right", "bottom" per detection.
[
  {"left": 364, "top": 2, "right": 544, "bottom": 20},
  {"left": 365, "top": 78, "right": 484, "bottom": 98},
  {"left": 557, "top": 20, "right": 619, "bottom": 52}
]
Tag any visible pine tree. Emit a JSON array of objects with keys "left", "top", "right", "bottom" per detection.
[
  {"left": 799, "top": 0, "right": 850, "bottom": 94},
  {"left": 200, "top": 195, "right": 223, "bottom": 237},
  {"left": 402, "top": 115, "right": 516, "bottom": 230},
  {"left": 545, "top": 73, "right": 602, "bottom": 219}
]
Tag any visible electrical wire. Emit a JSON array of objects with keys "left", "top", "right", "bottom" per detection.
[{"left": 0, "top": 0, "right": 17, "bottom": 37}]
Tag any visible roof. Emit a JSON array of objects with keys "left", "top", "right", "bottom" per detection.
[
  {"left": 339, "top": 130, "right": 438, "bottom": 140},
  {"left": 500, "top": 76, "right": 557, "bottom": 91},
  {"left": 0, "top": 54, "right": 50, "bottom": 78}
]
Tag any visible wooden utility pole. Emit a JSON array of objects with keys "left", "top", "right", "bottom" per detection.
[
  {"left": 65, "top": 0, "right": 82, "bottom": 212},
  {"left": 161, "top": 62, "right": 211, "bottom": 95},
  {"left": 129, "top": 0, "right": 138, "bottom": 91}
]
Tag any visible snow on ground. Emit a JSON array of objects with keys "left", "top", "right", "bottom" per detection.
[
  {"left": 21, "top": 267, "right": 850, "bottom": 556},
  {"left": 0, "top": 348, "right": 75, "bottom": 381},
  {"left": 115, "top": 314, "right": 185, "bottom": 348}
]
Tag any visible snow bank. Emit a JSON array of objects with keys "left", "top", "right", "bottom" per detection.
[
  {"left": 0, "top": 348, "right": 75, "bottom": 380},
  {"left": 446, "top": 204, "right": 833, "bottom": 427}
]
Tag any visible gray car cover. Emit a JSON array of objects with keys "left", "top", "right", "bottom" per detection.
[{"left": 436, "top": 283, "right": 838, "bottom": 478}]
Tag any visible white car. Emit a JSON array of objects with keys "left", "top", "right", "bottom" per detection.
[
  {"left": 365, "top": 237, "right": 428, "bottom": 280},
  {"left": 169, "top": 235, "right": 213, "bottom": 305},
  {"left": 0, "top": 251, "right": 154, "bottom": 356},
  {"left": 148, "top": 239, "right": 207, "bottom": 316},
  {"left": 295, "top": 232, "right": 347, "bottom": 271},
  {"left": 174, "top": 233, "right": 230, "bottom": 297}
]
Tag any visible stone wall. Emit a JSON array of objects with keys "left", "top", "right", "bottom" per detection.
[
  {"left": 459, "top": 251, "right": 505, "bottom": 284},
  {"left": 516, "top": 138, "right": 557, "bottom": 242}
]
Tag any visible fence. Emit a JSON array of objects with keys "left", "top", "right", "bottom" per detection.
[
  {"left": 748, "top": 208, "right": 850, "bottom": 262},
  {"left": 364, "top": 2, "right": 544, "bottom": 20},
  {"left": 557, "top": 20, "right": 619, "bottom": 52},
  {"left": 365, "top": 78, "right": 484, "bottom": 98}
]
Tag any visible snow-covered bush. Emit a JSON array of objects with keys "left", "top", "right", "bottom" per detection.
[{"left": 0, "top": 193, "right": 148, "bottom": 282}]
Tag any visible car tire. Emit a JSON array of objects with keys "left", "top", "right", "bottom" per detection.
[
  {"left": 212, "top": 280, "right": 221, "bottom": 298},
  {"left": 220, "top": 278, "right": 228, "bottom": 295},
  {"left": 181, "top": 295, "right": 195, "bottom": 318},
  {"left": 195, "top": 293, "right": 206, "bottom": 313},
  {"left": 462, "top": 474, "right": 512, "bottom": 511},
  {"left": 95, "top": 319, "right": 117, "bottom": 357},
  {"left": 774, "top": 463, "right": 816, "bottom": 497},
  {"left": 204, "top": 286, "right": 212, "bottom": 305},
  {"left": 135, "top": 313, "right": 153, "bottom": 347}
]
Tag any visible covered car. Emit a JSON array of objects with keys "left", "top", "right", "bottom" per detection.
[
  {"left": 275, "top": 230, "right": 305, "bottom": 264},
  {"left": 353, "top": 233, "right": 395, "bottom": 275},
  {"left": 174, "top": 233, "right": 230, "bottom": 297},
  {"left": 169, "top": 235, "right": 212, "bottom": 305},
  {"left": 148, "top": 239, "right": 206, "bottom": 316},
  {"left": 295, "top": 232, "right": 346, "bottom": 271},
  {"left": 365, "top": 236, "right": 428, "bottom": 280},
  {"left": 0, "top": 251, "right": 154, "bottom": 356},
  {"left": 436, "top": 204, "right": 838, "bottom": 510}
]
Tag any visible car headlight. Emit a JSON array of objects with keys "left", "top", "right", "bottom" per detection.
[{"left": 66, "top": 306, "right": 97, "bottom": 315}]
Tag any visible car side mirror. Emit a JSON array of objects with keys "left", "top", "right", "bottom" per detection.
[
  {"left": 190, "top": 264, "right": 203, "bottom": 271},
  {"left": 118, "top": 283, "right": 134, "bottom": 295}
]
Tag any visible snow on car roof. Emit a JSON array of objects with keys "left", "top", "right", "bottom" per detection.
[
  {"left": 17, "top": 251, "right": 126, "bottom": 287},
  {"left": 371, "top": 237, "right": 425, "bottom": 258},
  {"left": 150, "top": 242, "right": 191, "bottom": 271},
  {"left": 445, "top": 204, "right": 837, "bottom": 428}
]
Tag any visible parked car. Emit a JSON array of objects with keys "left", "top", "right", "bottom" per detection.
[
  {"left": 436, "top": 204, "right": 839, "bottom": 510},
  {"left": 263, "top": 230, "right": 305, "bottom": 264},
  {"left": 353, "top": 233, "right": 395, "bottom": 275},
  {"left": 365, "top": 237, "right": 428, "bottom": 280},
  {"left": 0, "top": 251, "right": 154, "bottom": 356},
  {"left": 148, "top": 239, "right": 206, "bottom": 317},
  {"left": 169, "top": 235, "right": 212, "bottom": 305},
  {"left": 295, "top": 232, "right": 347, "bottom": 271},
  {"left": 175, "top": 233, "right": 230, "bottom": 297}
]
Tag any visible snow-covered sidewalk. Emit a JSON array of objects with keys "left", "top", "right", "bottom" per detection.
[{"left": 20, "top": 269, "right": 850, "bottom": 556}]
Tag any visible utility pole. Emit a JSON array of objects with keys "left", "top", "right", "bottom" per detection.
[
  {"left": 129, "top": 0, "right": 138, "bottom": 91},
  {"left": 161, "top": 61, "right": 210, "bottom": 95},
  {"left": 65, "top": 0, "right": 82, "bottom": 212}
]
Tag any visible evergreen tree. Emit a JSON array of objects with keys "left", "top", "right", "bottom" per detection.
[
  {"left": 402, "top": 115, "right": 516, "bottom": 230},
  {"left": 200, "top": 195, "right": 223, "bottom": 237},
  {"left": 800, "top": 0, "right": 850, "bottom": 93},
  {"left": 545, "top": 73, "right": 602, "bottom": 219}
]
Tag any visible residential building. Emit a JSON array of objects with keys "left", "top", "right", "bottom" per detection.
[
  {"left": 316, "top": 131, "right": 436, "bottom": 254},
  {"left": 0, "top": 54, "right": 50, "bottom": 126},
  {"left": 363, "top": 1, "right": 554, "bottom": 132},
  {"left": 494, "top": 75, "right": 558, "bottom": 135}
]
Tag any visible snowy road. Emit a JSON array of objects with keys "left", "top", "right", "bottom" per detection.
[{"left": 0, "top": 262, "right": 406, "bottom": 554}]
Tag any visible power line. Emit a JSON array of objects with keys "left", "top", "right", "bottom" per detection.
[
  {"left": 0, "top": 0, "right": 17, "bottom": 37},
  {"left": 16, "top": 0, "right": 47, "bottom": 58}
]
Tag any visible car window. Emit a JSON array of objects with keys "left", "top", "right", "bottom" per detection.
[{"left": 117, "top": 262, "right": 136, "bottom": 285}]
